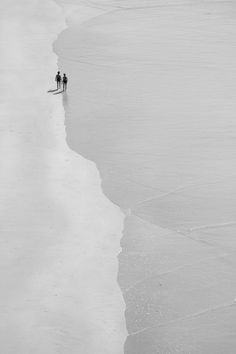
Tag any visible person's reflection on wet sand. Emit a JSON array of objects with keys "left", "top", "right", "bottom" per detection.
[{"left": 62, "top": 91, "right": 68, "bottom": 107}]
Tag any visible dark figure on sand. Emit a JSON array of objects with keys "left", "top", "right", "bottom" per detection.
[
  {"left": 63, "top": 74, "right": 68, "bottom": 91},
  {"left": 55, "top": 71, "right": 61, "bottom": 89}
]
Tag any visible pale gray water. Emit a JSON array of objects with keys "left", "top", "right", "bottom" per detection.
[{"left": 55, "top": 1, "right": 236, "bottom": 352}]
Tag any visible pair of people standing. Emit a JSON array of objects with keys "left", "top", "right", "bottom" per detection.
[{"left": 55, "top": 71, "right": 68, "bottom": 91}]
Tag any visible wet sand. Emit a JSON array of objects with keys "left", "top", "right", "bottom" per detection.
[
  {"left": 55, "top": 0, "right": 236, "bottom": 352},
  {"left": 1, "top": 0, "right": 126, "bottom": 352}
]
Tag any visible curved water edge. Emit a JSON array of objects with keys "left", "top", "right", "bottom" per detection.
[{"left": 52, "top": 1, "right": 128, "bottom": 353}]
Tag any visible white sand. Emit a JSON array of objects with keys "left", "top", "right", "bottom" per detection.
[
  {"left": 54, "top": 1, "right": 236, "bottom": 352},
  {"left": 0, "top": 0, "right": 126, "bottom": 353}
]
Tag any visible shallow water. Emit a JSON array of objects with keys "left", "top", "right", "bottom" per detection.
[{"left": 55, "top": 0, "right": 236, "bottom": 352}]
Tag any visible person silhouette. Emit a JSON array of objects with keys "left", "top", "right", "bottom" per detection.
[
  {"left": 55, "top": 71, "right": 61, "bottom": 89},
  {"left": 62, "top": 73, "right": 68, "bottom": 91}
]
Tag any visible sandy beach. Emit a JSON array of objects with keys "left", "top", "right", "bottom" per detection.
[
  {"left": 54, "top": 0, "right": 236, "bottom": 353},
  {"left": 1, "top": 0, "right": 126, "bottom": 352},
  {"left": 2, "top": 0, "right": 236, "bottom": 352}
]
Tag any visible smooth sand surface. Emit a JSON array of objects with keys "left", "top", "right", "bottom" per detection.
[
  {"left": 0, "top": 0, "right": 126, "bottom": 352},
  {"left": 55, "top": 1, "right": 236, "bottom": 352}
]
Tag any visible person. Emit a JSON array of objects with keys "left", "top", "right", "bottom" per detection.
[
  {"left": 55, "top": 71, "right": 61, "bottom": 89},
  {"left": 62, "top": 73, "right": 68, "bottom": 91}
]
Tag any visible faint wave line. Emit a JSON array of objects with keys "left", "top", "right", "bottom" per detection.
[
  {"left": 128, "top": 301, "right": 236, "bottom": 337},
  {"left": 187, "top": 222, "right": 236, "bottom": 233},
  {"left": 122, "top": 251, "right": 230, "bottom": 295}
]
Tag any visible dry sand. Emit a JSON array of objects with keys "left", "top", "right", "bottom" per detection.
[
  {"left": 54, "top": 0, "right": 236, "bottom": 353},
  {"left": 0, "top": 0, "right": 126, "bottom": 352}
]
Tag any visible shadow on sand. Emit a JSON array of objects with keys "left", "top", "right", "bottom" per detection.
[
  {"left": 47, "top": 88, "right": 59, "bottom": 93},
  {"left": 53, "top": 90, "right": 64, "bottom": 95}
]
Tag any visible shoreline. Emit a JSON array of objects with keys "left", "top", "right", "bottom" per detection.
[{"left": 52, "top": 1, "right": 128, "bottom": 353}]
